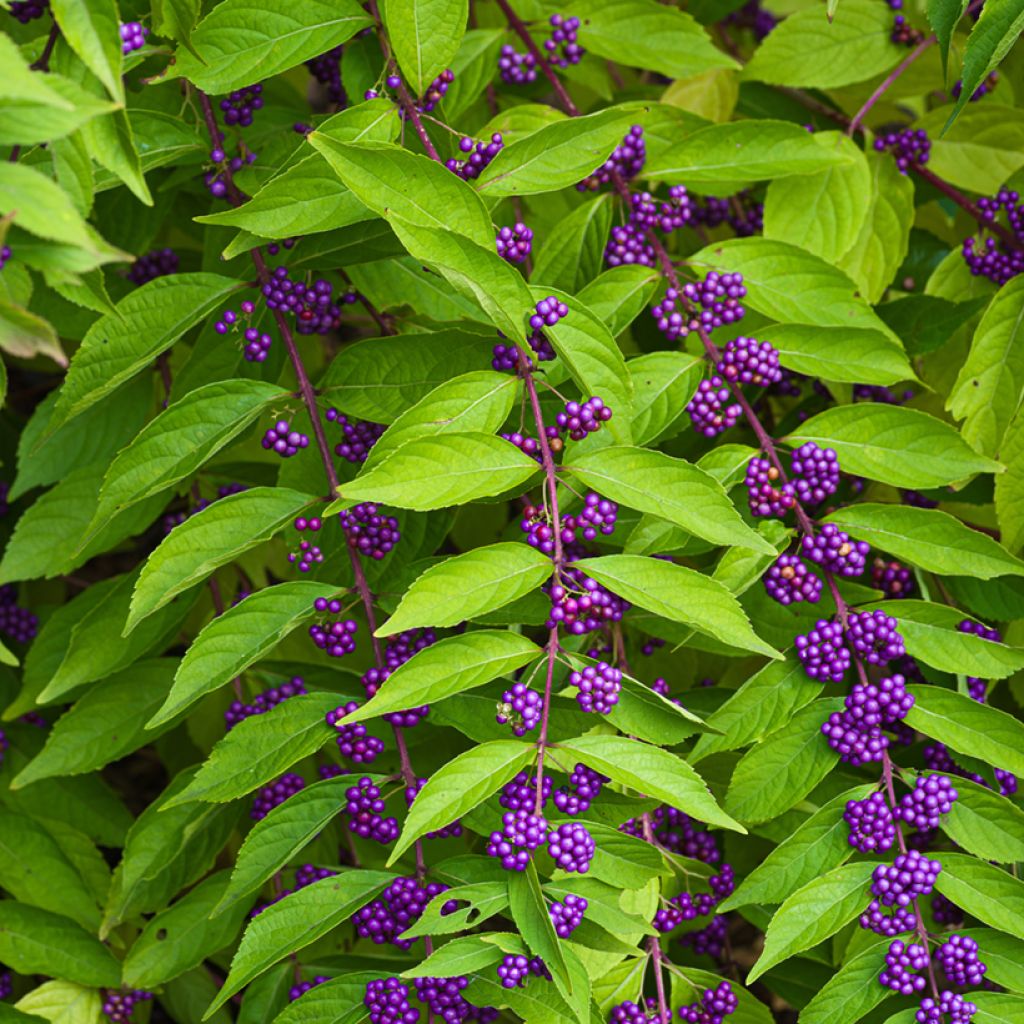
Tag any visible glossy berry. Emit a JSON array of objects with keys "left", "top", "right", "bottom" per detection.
[
  {"left": 487, "top": 809, "right": 548, "bottom": 871},
  {"left": 225, "top": 677, "right": 306, "bottom": 729},
  {"left": 262, "top": 266, "right": 342, "bottom": 335},
  {"left": 447, "top": 133, "right": 504, "bottom": 180},
  {"left": 306, "top": 46, "right": 345, "bottom": 104},
  {"left": 364, "top": 977, "right": 420, "bottom": 1024},
  {"left": 497, "top": 954, "right": 532, "bottom": 989},
  {"left": 802, "top": 524, "right": 869, "bottom": 577},
  {"left": 846, "top": 610, "right": 906, "bottom": 664},
  {"left": 496, "top": 222, "right": 533, "bottom": 263},
  {"left": 345, "top": 777, "right": 399, "bottom": 844},
  {"left": 686, "top": 376, "right": 742, "bottom": 437},
  {"left": 544, "top": 13, "right": 584, "bottom": 66},
  {"left": 102, "top": 990, "right": 152, "bottom": 1023},
  {"left": 289, "top": 976, "right": 329, "bottom": 1002},
  {"left": 500, "top": 770, "right": 552, "bottom": 812},
  {"left": 496, "top": 682, "right": 543, "bottom": 736},
  {"left": 958, "top": 618, "right": 1002, "bottom": 643},
  {"left": 861, "top": 898, "right": 918, "bottom": 937},
  {"left": 822, "top": 709, "right": 888, "bottom": 766},
  {"left": 790, "top": 442, "right": 840, "bottom": 506},
  {"left": 745, "top": 458, "right": 796, "bottom": 517},
  {"left": 289, "top": 539, "right": 323, "bottom": 573},
  {"left": 553, "top": 763, "right": 609, "bottom": 815},
  {"left": 413, "top": 975, "right": 477, "bottom": 1022},
  {"left": 872, "top": 849, "right": 942, "bottom": 906},
  {"left": 764, "top": 554, "right": 822, "bottom": 605},
  {"left": 527, "top": 295, "right": 569, "bottom": 363},
  {"left": 795, "top": 618, "right": 851, "bottom": 682},
  {"left": 251, "top": 773, "right": 305, "bottom": 820},
  {"left": 128, "top": 247, "right": 178, "bottom": 284},
  {"left": 936, "top": 934, "right": 987, "bottom": 987},
  {"left": 933, "top": 894, "right": 964, "bottom": 926},
  {"left": 326, "top": 408, "right": 385, "bottom": 463},
  {"left": 547, "top": 821, "right": 594, "bottom": 872},
  {"left": 873, "top": 558, "right": 915, "bottom": 598},
  {"left": 262, "top": 420, "right": 309, "bottom": 458},
  {"left": 898, "top": 774, "right": 958, "bottom": 830},
  {"left": 8, "top": 1, "right": 48, "bottom": 23},
  {"left": 845, "top": 675, "right": 915, "bottom": 726},
  {"left": 309, "top": 607, "right": 358, "bottom": 659},
  {"left": 557, "top": 396, "right": 612, "bottom": 440},
  {"left": 0, "top": 585, "right": 38, "bottom": 644},
  {"left": 844, "top": 792, "right": 896, "bottom": 853},
  {"left": 569, "top": 661, "right": 622, "bottom": 714},
  {"left": 916, "top": 991, "right": 977, "bottom": 1024},
  {"left": 416, "top": 69, "right": 454, "bottom": 113},
  {"left": 119, "top": 22, "right": 148, "bottom": 54},
  {"left": 874, "top": 127, "right": 930, "bottom": 173},
  {"left": 604, "top": 223, "right": 655, "bottom": 267},
  {"left": 719, "top": 336, "right": 782, "bottom": 386},
  {"left": 549, "top": 893, "right": 588, "bottom": 937},
  {"left": 339, "top": 502, "right": 400, "bottom": 560},
  {"left": 678, "top": 981, "right": 738, "bottom": 1024},
  {"left": 578, "top": 125, "right": 645, "bottom": 190},
  {"left": 498, "top": 45, "right": 538, "bottom": 84},
  {"left": 327, "top": 702, "right": 385, "bottom": 764},
  {"left": 879, "top": 940, "right": 929, "bottom": 994},
  {"left": 220, "top": 84, "right": 264, "bottom": 127}
]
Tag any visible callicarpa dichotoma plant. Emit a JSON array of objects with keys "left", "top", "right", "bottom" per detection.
[{"left": 1, "top": 0, "right": 1024, "bottom": 1023}]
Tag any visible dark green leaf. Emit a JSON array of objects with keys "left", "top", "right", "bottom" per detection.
[{"left": 934, "top": 853, "right": 1024, "bottom": 941}]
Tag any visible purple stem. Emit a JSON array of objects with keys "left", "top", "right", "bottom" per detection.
[{"left": 847, "top": 37, "right": 935, "bottom": 138}]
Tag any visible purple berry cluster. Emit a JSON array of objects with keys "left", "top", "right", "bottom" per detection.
[
  {"left": 802, "top": 524, "right": 869, "bottom": 577},
  {"left": 936, "top": 934, "right": 987, "bottom": 986},
  {"left": 790, "top": 442, "right": 840, "bottom": 505},
  {"left": 547, "top": 821, "right": 595, "bottom": 872},
  {"left": 361, "top": 629, "right": 434, "bottom": 727},
  {"left": 364, "top": 977, "right": 417, "bottom": 1023},
  {"left": 119, "top": 22, "right": 148, "bottom": 55},
  {"left": 501, "top": 770, "right": 552, "bottom": 811},
  {"left": 8, "top": 0, "right": 48, "bottom": 23},
  {"left": 879, "top": 940, "right": 929, "bottom": 994},
  {"left": 498, "top": 44, "right": 538, "bottom": 85},
  {"left": 653, "top": 272, "right": 747, "bottom": 343},
  {"left": 220, "top": 84, "right": 263, "bottom": 128},
  {"left": 262, "top": 420, "right": 309, "bottom": 458},
  {"left": 724, "top": 0, "right": 778, "bottom": 40},
  {"left": 327, "top": 702, "right": 385, "bottom": 764},
  {"left": 746, "top": 458, "right": 796, "bottom": 517},
  {"left": 487, "top": 809, "right": 548, "bottom": 870},
  {"left": 546, "top": 567, "right": 629, "bottom": 634},
  {"left": 846, "top": 610, "right": 907, "bottom": 664},
  {"left": 214, "top": 300, "right": 273, "bottom": 362},
  {"left": 493, "top": 296, "right": 568, "bottom": 371},
  {"left": 415, "top": 69, "right": 454, "bottom": 113},
  {"left": 887, "top": 0, "right": 925, "bottom": 44},
  {"left": 556, "top": 396, "right": 613, "bottom": 440},
  {"left": 345, "top": 777, "right": 399, "bottom": 844},
  {"left": 289, "top": 976, "right": 329, "bottom": 1002},
  {"left": 262, "top": 266, "right": 346, "bottom": 335},
  {"left": 554, "top": 763, "right": 607, "bottom": 812},
  {"left": 205, "top": 147, "right": 256, "bottom": 198},
  {"left": 496, "top": 954, "right": 549, "bottom": 989},
  {"left": 873, "top": 558, "right": 915, "bottom": 598},
  {"left": 224, "top": 677, "right": 306, "bottom": 730},
  {"left": 251, "top": 773, "right": 305, "bottom": 820},
  {"left": 862, "top": 849, "right": 942, "bottom": 934},
  {"left": 578, "top": 125, "right": 645, "bottom": 190},
  {"left": 310, "top": 600, "right": 358, "bottom": 658},
  {"left": 356, "top": 875, "right": 449, "bottom": 948},
  {"left": 306, "top": 47, "right": 345, "bottom": 105},
  {"left": 898, "top": 774, "right": 958, "bottom": 830},
  {"left": 447, "top": 134, "right": 504, "bottom": 180},
  {"left": 822, "top": 674, "right": 914, "bottom": 764},
  {"left": 0, "top": 585, "right": 38, "bottom": 644},
  {"left": 543, "top": 14, "right": 583, "bottom": 66},
  {"left": 569, "top": 660, "right": 623, "bottom": 714},
  {"left": 963, "top": 190, "right": 1024, "bottom": 286},
  {"left": 0, "top": 246, "right": 10, "bottom": 272},
  {"left": 844, "top": 792, "right": 896, "bottom": 853},
  {"left": 719, "top": 336, "right": 782, "bottom": 386},
  {"left": 252, "top": 863, "right": 337, "bottom": 916},
  {"left": 326, "top": 408, "right": 385, "bottom": 463},
  {"left": 496, "top": 222, "right": 533, "bottom": 264},
  {"left": 339, "top": 502, "right": 400, "bottom": 560},
  {"left": 953, "top": 71, "right": 998, "bottom": 102},
  {"left": 101, "top": 990, "right": 152, "bottom": 1023},
  {"left": 604, "top": 223, "right": 655, "bottom": 268},
  {"left": 917, "top": 992, "right": 977, "bottom": 1024},
  {"left": 763, "top": 554, "right": 822, "bottom": 605},
  {"left": 496, "top": 682, "right": 543, "bottom": 736},
  {"left": 874, "top": 128, "right": 931, "bottom": 173},
  {"left": 289, "top": 539, "right": 323, "bottom": 573},
  {"left": 128, "top": 247, "right": 178, "bottom": 285},
  {"left": 796, "top": 619, "right": 852, "bottom": 682}
]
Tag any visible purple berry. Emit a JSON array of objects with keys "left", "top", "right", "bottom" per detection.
[
  {"left": 496, "top": 222, "right": 533, "bottom": 264},
  {"left": 569, "top": 661, "right": 622, "bottom": 714},
  {"left": 795, "top": 618, "right": 851, "bottom": 682},
  {"left": 898, "top": 774, "right": 958, "bottom": 831},
  {"left": 486, "top": 809, "right": 548, "bottom": 871},
  {"left": 845, "top": 792, "right": 896, "bottom": 853},
  {"left": 251, "top": 773, "right": 305, "bottom": 820},
  {"left": 719, "top": 336, "right": 782, "bottom": 386},
  {"left": 790, "top": 442, "right": 840, "bottom": 506},
  {"left": 936, "top": 934, "right": 987, "bottom": 987},
  {"left": 345, "top": 777, "right": 399, "bottom": 844},
  {"left": 802, "top": 524, "right": 869, "bottom": 577},
  {"left": 764, "top": 554, "right": 822, "bottom": 605},
  {"left": 549, "top": 893, "right": 587, "bottom": 937},
  {"left": 879, "top": 939, "right": 929, "bottom": 994},
  {"left": 846, "top": 610, "right": 906, "bottom": 664},
  {"left": 546, "top": 821, "right": 595, "bottom": 872},
  {"left": 364, "top": 977, "right": 420, "bottom": 1024}
]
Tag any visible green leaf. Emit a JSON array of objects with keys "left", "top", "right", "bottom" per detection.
[
  {"left": 81, "top": 107, "right": 153, "bottom": 207},
  {"left": 340, "top": 433, "right": 538, "bottom": 511},
  {"left": 365, "top": 370, "right": 519, "bottom": 469},
  {"left": 0, "top": 810, "right": 103, "bottom": 932},
  {"left": 385, "top": 0, "right": 467, "bottom": 94},
  {"left": 747, "top": 862, "right": 881, "bottom": 983},
  {"left": 921, "top": 105, "right": 1024, "bottom": 195},
  {"left": 214, "top": 777, "right": 352, "bottom": 917},
  {"left": 0, "top": 901, "right": 120, "bottom": 988},
  {"left": 722, "top": 784, "right": 874, "bottom": 910},
  {"left": 50, "top": 0, "right": 124, "bottom": 103},
  {"left": 103, "top": 770, "right": 243, "bottom": 930},
  {"left": 573, "top": 554, "right": 782, "bottom": 659},
  {"left": 972, "top": 991, "right": 1024, "bottom": 1024},
  {"left": 96, "top": 380, "right": 288, "bottom": 520},
  {"left": 671, "top": 967, "right": 774, "bottom": 1024},
  {"left": 959, "top": 928, "right": 1024, "bottom": 993},
  {"left": 379, "top": 547, "right": 552, "bottom": 634},
  {"left": 124, "top": 871, "right": 249, "bottom": 990},
  {"left": 530, "top": 286, "right": 635, "bottom": 443},
  {"left": 582, "top": 824, "right": 667, "bottom": 887},
  {"left": 401, "top": 882, "right": 509, "bottom": 940},
  {"left": 860, "top": 600, "right": 1024, "bottom": 679},
  {"left": 0, "top": 34, "right": 73, "bottom": 107},
  {"left": 997, "top": 408, "right": 1024, "bottom": 553},
  {"left": 307, "top": 139, "right": 492, "bottom": 246},
  {"left": 744, "top": 0, "right": 902, "bottom": 88},
  {"left": 208, "top": 871, "right": 395, "bottom": 1015},
  {"left": 0, "top": 163, "right": 107, "bottom": 256},
  {"left": 167, "top": 692, "right": 339, "bottom": 806},
  {"left": 389, "top": 217, "right": 533, "bottom": 343},
  {"left": 477, "top": 106, "right": 641, "bottom": 196},
  {"left": 346, "top": 630, "right": 541, "bottom": 722},
  {"left": 690, "top": 237, "right": 896, "bottom": 337},
  {"left": 578, "top": 265, "right": 660, "bottom": 336},
  {"left": 508, "top": 864, "right": 571, "bottom": 994},
  {"left": 948, "top": 277, "right": 1024, "bottom": 457},
  {"left": 567, "top": 446, "right": 776, "bottom": 555},
  {"left": 628, "top": 351, "right": 703, "bottom": 445},
  {"left": 823, "top": 504, "right": 1024, "bottom": 579},
  {"left": 934, "top": 853, "right": 1024, "bottom": 941},
  {"left": 942, "top": 775, "right": 1024, "bottom": 863},
  {"left": 760, "top": 324, "right": 914, "bottom": 386},
  {"left": 945, "top": 0, "right": 1024, "bottom": 129},
  {"left": 0, "top": 74, "right": 117, "bottom": 149},
  {"left": 530, "top": 195, "right": 614, "bottom": 294},
  {"left": 557, "top": 733, "right": 745, "bottom": 833},
  {"left": 320, "top": 329, "right": 494, "bottom": 422},
  {"left": 151, "top": 581, "right": 344, "bottom": 728},
  {"left": 763, "top": 134, "right": 871, "bottom": 264},
  {"left": 0, "top": 299, "right": 65, "bottom": 368},
  {"left": 724, "top": 699, "right": 845, "bottom": 825},
  {"left": 45, "top": 274, "right": 244, "bottom": 436},
  {"left": 172, "top": 0, "right": 372, "bottom": 92},
  {"left": 801, "top": 937, "right": 893, "bottom": 1024},
  {"left": 786, "top": 405, "right": 1001, "bottom": 489},
  {"left": 39, "top": 569, "right": 199, "bottom": 703},
  {"left": 12, "top": 661, "right": 181, "bottom": 788},
  {"left": 153, "top": 0, "right": 201, "bottom": 40},
  {"left": 690, "top": 657, "right": 823, "bottom": 762},
  {"left": 127, "top": 487, "right": 317, "bottom": 633},
  {"left": 11, "top": 981, "right": 101, "bottom": 1024},
  {"left": 405, "top": 933, "right": 517, "bottom": 979},
  {"left": 905, "top": 684, "right": 1024, "bottom": 777},
  {"left": 647, "top": 120, "right": 852, "bottom": 185},
  {"left": 389, "top": 740, "right": 536, "bottom": 864},
  {"left": 928, "top": 0, "right": 968, "bottom": 73},
  {"left": 568, "top": 0, "right": 735, "bottom": 76}
]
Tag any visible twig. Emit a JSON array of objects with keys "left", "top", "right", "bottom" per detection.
[{"left": 847, "top": 37, "right": 935, "bottom": 138}]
